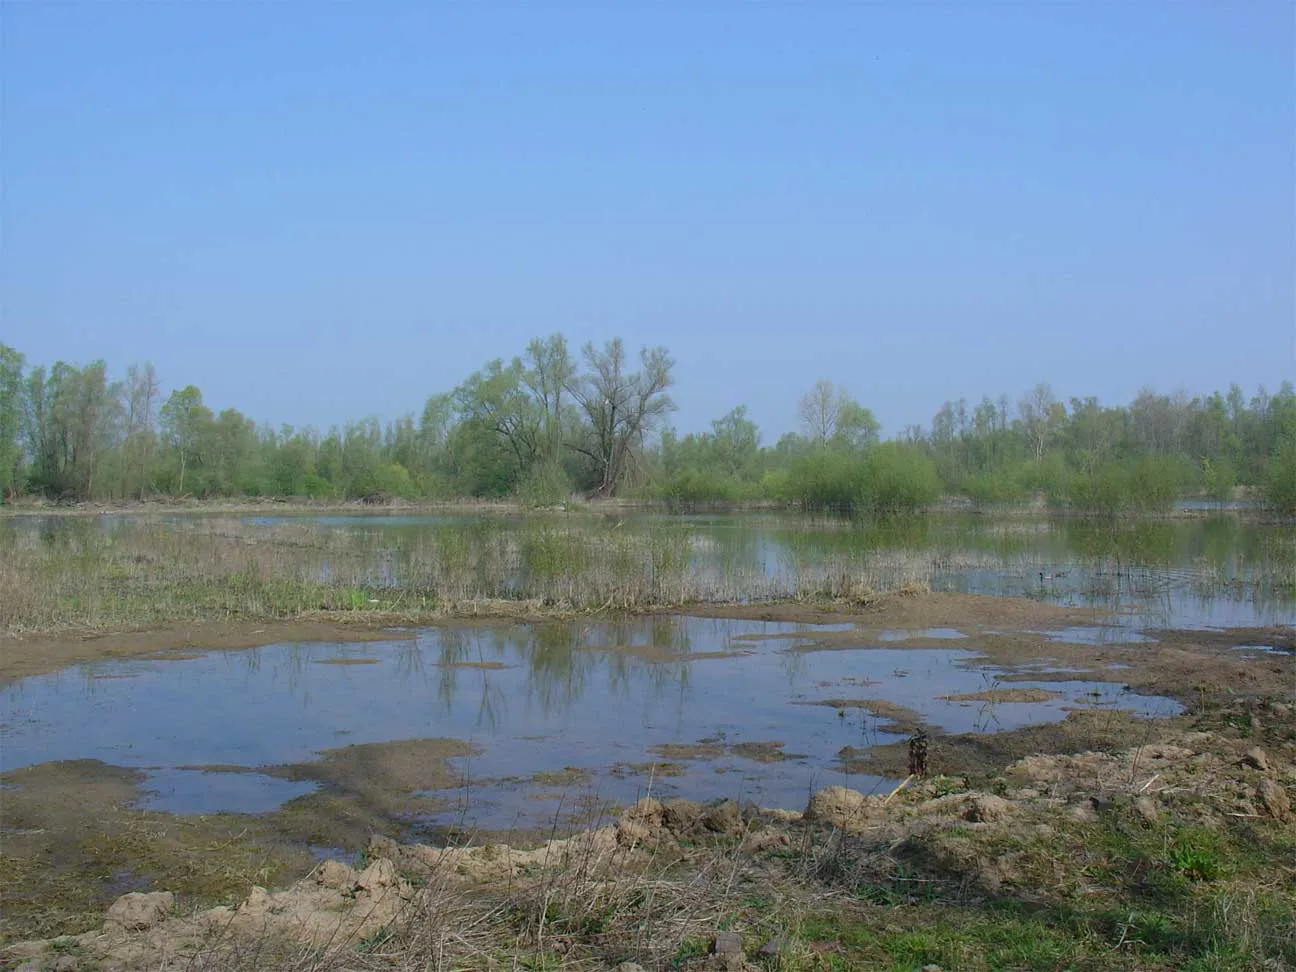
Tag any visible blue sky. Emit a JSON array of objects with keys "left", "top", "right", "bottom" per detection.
[{"left": 3, "top": 4, "right": 1292, "bottom": 440}]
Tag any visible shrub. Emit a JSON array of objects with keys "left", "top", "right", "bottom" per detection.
[
  {"left": 659, "top": 468, "right": 740, "bottom": 509},
  {"left": 517, "top": 460, "right": 572, "bottom": 508},
  {"left": 1264, "top": 437, "right": 1296, "bottom": 516},
  {"left": 781, "top": 445, "right": 938, "bottom": 515},
  {"left": 1127, "top": 456, "right": 1181, "bottom": 513},
  {"left": 346, "top": 462, "right": 416, "bottom": 501},
  {"left": 858, "top": 443, "right": 941, "bottom": 515},
  {"left": 1201, "top": 458, "right": 1237, "bottom": 505},
  {"left": 1069, "top": 457, "right": 1181, "bottom": 516},
  {"left": 783, "top": 449, "right": 865, "bottom": 512}
]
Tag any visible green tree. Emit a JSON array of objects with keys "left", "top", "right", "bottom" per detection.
[
  {"left": 831, "top": 400, "right": 881, "bottom": 450},
  {"left": 160, "top": 386, "right": 211, "bottom": 495},
  {"left": 23, "top": 360, "right": 120, "bottom": 499},
  {"left": 121, "top": 362, "right": 160, "bottom": 500},
  {"left": 455, "top": 359, "right": 543, "bottom": 491},
  {"left": 1264, "top": 437, "right": 1296, "bottom": 516},
  {"left": 1201, "top": 457, "right": 1236, "bottom": 505},
  {"left": 0, "top": 344, "right": 24, "bottom": 499},
  {"left": 709, "top": 406, "right": 760, "bottom": 476}
]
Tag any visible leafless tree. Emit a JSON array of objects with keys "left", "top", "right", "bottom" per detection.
[
  {"left": 799, "top": 379, "right": 847, "bottom": 445},
  {"left": 1018, "top": 382, "right": 1062, "bottom": 462},
  {"left": 565, "top": 339, "right": 674, "bottom": 496},
  {"left": 124, "top": 362, "right": 159, "bottom": 499}
]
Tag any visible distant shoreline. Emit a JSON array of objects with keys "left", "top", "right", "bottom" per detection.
[{"left": 0, "top": 494, "right": 1273, "bottom": 521}]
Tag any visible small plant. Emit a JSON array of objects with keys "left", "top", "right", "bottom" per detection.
[
  {"left": 673, "top": 936, "right": 710, "bottom": 966},
  {"left": 927, "top": 775, "right": 966, "bottom": 798},
  {"left": 1166, "top": 829, "right": 1224, "bottom": 882}
]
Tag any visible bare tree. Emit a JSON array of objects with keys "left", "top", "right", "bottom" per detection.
[
  {"left": 123, "top": 362, "right": 159, "bottom": 499},
  {"left": 566, "top": 339, "right": 674, "bottom": 496},
  {"left": 798, "top": 379, "right": 877, "bottom": 447},
  {"left": 1018, "top": 383, "right": 1063, "bottom": 462},
  {"left": 799, "top": 379, "right": 845, "bottom": 444}
]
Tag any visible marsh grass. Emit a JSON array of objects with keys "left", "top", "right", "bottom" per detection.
[
  {"left": 0, "top": 518, "right": 939, "bottom": 636},
  {"left": 2, "top": 512, "right": 1290, "bottom": 637}
]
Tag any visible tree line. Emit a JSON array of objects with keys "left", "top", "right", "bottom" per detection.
[{"left": 1, "top": 339, "right": 1293, "bottom": 515}]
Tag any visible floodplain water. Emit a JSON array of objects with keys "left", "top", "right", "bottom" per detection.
[
  {"left": 2, "top": 616, "right": 1179, "bottom": 831},
  {"left": 1, "top": 509, "right": 1289, "bottom": 838}
]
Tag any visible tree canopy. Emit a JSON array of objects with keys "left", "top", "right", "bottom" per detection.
[{"left": 1, "top": 340, "right": 1292, "bottom": 515}]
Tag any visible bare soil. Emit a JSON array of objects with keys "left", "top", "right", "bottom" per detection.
[{"left": 940, "top": 687, "right": 1063, "bottom": 703}]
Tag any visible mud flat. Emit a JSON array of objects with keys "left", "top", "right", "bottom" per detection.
[{"left": 2, "top": 592, "right": 1292, "bottom": 966}]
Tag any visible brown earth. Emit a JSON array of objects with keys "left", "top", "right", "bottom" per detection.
[
  {"left": 795, "top": 698, "right": 926, "bottom": 733},
  {"left": 2, "top": 592, "right": 1292, "bottom": 954},
  {"left": 940, "top": 687, "right": 1063, "bottom": 703},
  {"left": 0, "top": 620, "right": 414, "bottom": 683},
  {"left": 4, "top": 713, "right": 1292, "bottom": 971}
]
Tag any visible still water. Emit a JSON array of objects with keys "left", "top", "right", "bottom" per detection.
[
  {"left": 2, "top": 616, "right": 1179, "bottom": 830},
  {"left": 1, "top": 510, "right": 1287, "bottom": 835}
]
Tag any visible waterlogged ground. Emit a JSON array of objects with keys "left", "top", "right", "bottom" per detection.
[
  {"left": 226, "top": 509, "right": 1296, "bottom": 628},
  {"left": 1, "top": 613, "right": 1184, "bottom": 835},
  {"left": 5, "top": 508, "right": 1294, "bottom": 632}
]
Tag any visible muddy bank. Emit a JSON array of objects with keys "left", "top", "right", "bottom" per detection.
[
  {"left": 5, "top": 591, "right": 1291, "bottom": 694},
  {"left": 4, "top": 706, "right": 1293, "bottom": 970},
  {"left": 0, "top": 739, "right": 480, "bottom": 944},
  {"left": 3, "top": 592, "right": 1292, "bottom": 952},
  {"left": 0, "top": 619, "right": 415, "bottom": 683},
  {"left": 703, "top": 593, "right": 1295, "bottom": 711}
]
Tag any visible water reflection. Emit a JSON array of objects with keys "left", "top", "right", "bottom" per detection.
[
  {"left": 0, "top": 617, "right": 1181, "bottom": 829},
  {"left": 3, "top": 511, "right": 1292, "bottom": 628}
]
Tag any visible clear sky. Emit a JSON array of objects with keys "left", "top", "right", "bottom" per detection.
[{"left": 3, "top": 3, "right": 1293, "bottom": 440}]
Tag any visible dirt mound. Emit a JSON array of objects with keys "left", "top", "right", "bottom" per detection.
[
  {"left": 4, "top": 856, "right": 414, "bottom": 971},
  {"left": 6, "top": 719, "right": 1292, "bottom": 971}
]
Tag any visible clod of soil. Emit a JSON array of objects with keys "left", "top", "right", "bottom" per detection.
[
  {"left": 530, "top": 767, "right": 592, "bottom": 788},
  {"left": 797, "top": 698, "right": 925, "bottom": 732},
  {"left": 940, "top": 688, "right": 1063, "bottom": 704},
  {"left": 312, "top": 657, "right": 381, "bottom": 666}
]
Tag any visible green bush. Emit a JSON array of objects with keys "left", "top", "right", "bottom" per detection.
[
  {"left": 301, "top": 474, "right": 335, "bottom": 499},
  {"left": 346, "top": 462, "right": 416, "bottom": 501},
  {"left": 1127, "top": 456, "right": 1181, "bottom": 513},
  {"left": 1200, "top": 458, "right": 1237, "bottom": 504},
  {"left": 1069, "top": 463, "right": 1128, "bottom": 517},
  {"left": 1021, "top": 453, "right": 1071, "bottom": 507},
  {"left": 1264, "top": 437, "right": 1296, "bottom": 516},
  {"left": 783, "top": 449, "right": 866, "bottom": 512},
  {"left": 781, "top": 445, "right": 938, "bottom": 515},
  {"left": 1069, "top": 457, "right": 1181, "bottom": 516},
  {"left": 858, "top": 443, "right": 941, "bottom": 515},
  {"left": 516, "top": 460, "right": 572, "bottom": 507},
  {"left": 963, "top": 466, "right": 1029, "bottom": 505},
  {"left": 659, "top": 468, "right": 740, "bottom": 509}
]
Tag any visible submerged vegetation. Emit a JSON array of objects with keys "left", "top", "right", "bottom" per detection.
[
  {"left": 1, "top": 512, "right": 1291, "bottom": 640},
  {"left": 3, "top": 338, "right": 1295, "bottom": 515}
]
